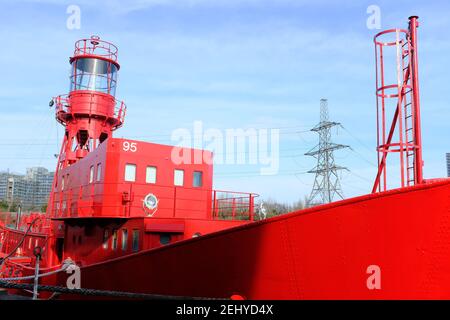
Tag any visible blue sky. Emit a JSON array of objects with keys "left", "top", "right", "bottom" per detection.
[{"left": 0, "top": 0, "right": 448, "bottom": 203}]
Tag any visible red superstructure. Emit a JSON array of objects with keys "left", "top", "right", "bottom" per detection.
[
  {"left": 0, "top": 35, "right": 257, "bottom": 277},
  {"left": 2, "top": 17, "right": 450, "bottom": 300}
]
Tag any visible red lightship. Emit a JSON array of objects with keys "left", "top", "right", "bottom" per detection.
[{"left": 1, "top": 16, "right": 450, "bottom": 299}]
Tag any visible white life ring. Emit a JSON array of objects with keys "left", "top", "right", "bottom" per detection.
[{"left": 143, "top": 193, "right": 159, "bottom": 217}]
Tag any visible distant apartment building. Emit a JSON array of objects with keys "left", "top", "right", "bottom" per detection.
[
  {"left": 0, "top": 167, "right": 54, "bottom": 210},
  {"left": 447, "top": 153, "right": 450, "bottom": 177}
]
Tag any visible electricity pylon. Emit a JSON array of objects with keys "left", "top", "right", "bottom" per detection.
[{"left": 305, "top": 99, "right": 349, "bottom": 206}]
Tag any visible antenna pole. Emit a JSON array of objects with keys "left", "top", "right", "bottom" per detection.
[{"left": 408, "top": 16, "right": 424, "bottom": 184}]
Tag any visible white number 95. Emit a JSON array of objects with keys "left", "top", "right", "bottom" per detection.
[{"left": 123, "top": 141, "right": 137, "bottom": 152}]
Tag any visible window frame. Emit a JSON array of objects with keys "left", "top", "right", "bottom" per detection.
[
  {"left": 96, "top": 163, "right": 102, "bottom": 182},
  {"left": 112, "top": 229, "right": 118, "bottom": 250},
  {"left": 145, "top": 166, "right": 157, "bottom": 184},
  {"left": 174, "top": 169, "right": 184, "bottom": 187},
  {"left": 132, "top": 229, "right": 139, "bottom": 252},
  {"left": 102, "top": 229, "right": 109, "bottom": 250},
  {"left": 124, "top": 163, "right": 137, "bottom": 182},
  {"left": 89, "top": 165, "right": 95, "bottom": 183},
  {"left": 122, "top": 229, "right": 128, "bottom": 251},
  {"left": 193, "top": 171, "right": 203, "bottom": 187}
]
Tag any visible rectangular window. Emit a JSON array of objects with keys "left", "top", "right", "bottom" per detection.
[
  {"left": 102, "top": 229, "right": 109, "bottom": 249},
  {"left": 122, "top": 229, "right": 128, "bottom": 251},
  {"left": 193, "top": 171, "right": 203, "bottom": 187},
  {"left": 174, "top": 169, "right": 184, "bottom": 186},
  {"left": 132, "top": 229, "right": 139, "bottom": 252},
  {"left": 124, "top": 164, "right": 136, "bottom": 182},
  {"left": 61, "top": 176, "right": 65, "bottom": 190},
  {"left": 96, "top": 163, "right": 102, "bottom": 182},
  {"left": 112, "top": 229, "right": 118, "bottom": 250},
  {"left": 146, "top": 166, "right": 157, "bottom": 184},
  {"left": 89, "top": 165, "right": 94, "bottom": 183}
]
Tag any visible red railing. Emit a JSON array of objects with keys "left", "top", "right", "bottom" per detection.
[
  {"left": 50, "top": 182, "right": 258, "bottom": 222},
  {"left": 54, "top": 94, "right": 127, "bottom": 128},
  {"left": 212, "top": 190, "right": 257, "bottom": 221},
  {"left": 0, "top": 224, "right": 48, "bottom": 271},
  {"left": 73, "top": 36, "right": 118, "bottom": 63}
]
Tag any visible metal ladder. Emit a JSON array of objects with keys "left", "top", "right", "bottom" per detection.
[{"left": 401, "top": 38, "right": 415, "bottom": 186}]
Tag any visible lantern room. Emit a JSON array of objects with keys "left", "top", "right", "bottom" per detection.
[{"left": 69, "top": 36, "right": 119, "bottom": 97}]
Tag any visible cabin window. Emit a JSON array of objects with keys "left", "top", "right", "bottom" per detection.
[
  {"left": 89, "top": 165, "right": 94, "bottom": 183},
  {"left": 124, "top": 164, "right": 136, "bottom": 182},
  {"left": 132, "top": 229, "right": 139, "bottom": 252},
  {"left": 193, "top": 171, "right": 203, "bottom": 187},
  {"left": 112, "top": 229, "right": 118, "bottom": 250},
  {"left": 174, "top": 169, "right": 184, "bottom": 186},
  {"left": 122, "top": 229, "right": 128, "bottom": 251},
  {"left": 96, "top": 163, "right": 102, "bottom": 181},
  {"left": 146, "top": 166, "right": 157, "bottom": 184},
  {"left": 102, "top": 229, "right": 109, "bottom": 249},
  {"left": 160, "top": 234, "right": 171, "bottom": 245}
]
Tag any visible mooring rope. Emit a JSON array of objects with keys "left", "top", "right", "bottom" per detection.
[
  {"left": 0, "top": 259, "right": 74, "bottom": 281},
  {"left": 0, "top": 280, "right": 226, "bottom": 300}
]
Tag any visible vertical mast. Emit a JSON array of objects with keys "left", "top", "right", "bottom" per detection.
[
  {"left": 372, "top": 16, "right": 424, "bottom": 193},
  {"left": 408, "top": 16, "right": 424, "bottom": 184}
]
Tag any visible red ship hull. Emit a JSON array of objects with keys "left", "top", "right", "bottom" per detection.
[{"left": 39, "top": 179, "right": 450, "bottom": 299}]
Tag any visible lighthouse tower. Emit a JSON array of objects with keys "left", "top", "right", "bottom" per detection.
[{"left": 53, "top": 36, "right": 126, "bottom": 171}]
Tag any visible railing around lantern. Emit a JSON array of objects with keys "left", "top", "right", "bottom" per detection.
[
  {"left": 49, "top": 182, "right": 258, "bottom": 222},
  {"left": 73, "top": 37, "right": 119, "bottom": 63},
  {"left": 53, "top": 94, "right": 127, "bottom": 127}
]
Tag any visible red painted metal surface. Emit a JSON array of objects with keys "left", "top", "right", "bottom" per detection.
[{"left": 32, "top": 179, "right": 450, "bottom": 299}]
